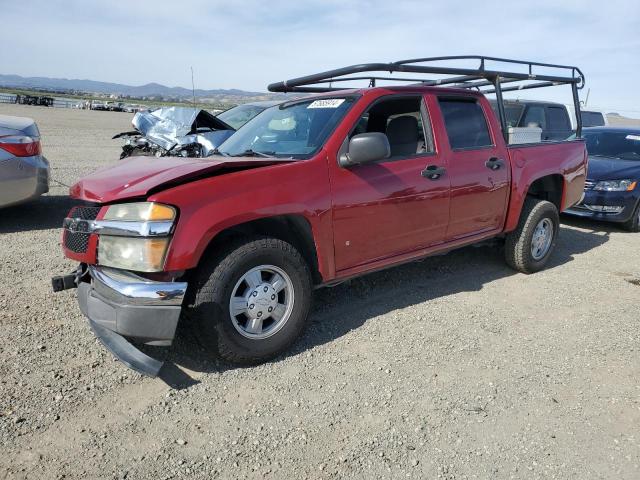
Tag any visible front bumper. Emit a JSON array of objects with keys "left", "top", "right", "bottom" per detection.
[
  {"left": 564, "top": 189, "right": 639, "bottom": 223},
  {"left": 76, "top": 265, "right": 187, "bottom": 376}
]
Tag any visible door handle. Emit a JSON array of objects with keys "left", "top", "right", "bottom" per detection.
[
  {"left": 421, "top": 165, "right": 446, "bottom": 180},
  {"left": 485, "top": 157, "right": 505, "bottom": 170}
]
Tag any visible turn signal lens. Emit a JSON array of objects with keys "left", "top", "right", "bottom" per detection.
[
  {"left": 103, "top": 202, "right": 176, "bottom": 221},
  {"left": 626, "top": 181, "right": 637, "bottom": 191}
]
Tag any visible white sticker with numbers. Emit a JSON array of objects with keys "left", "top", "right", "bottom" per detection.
[
  {"left": 307, "top": 99, "right": 345, "bottom": 109},
  {"left": 626, "top": 134, "right": 640, "bottom": 141}
]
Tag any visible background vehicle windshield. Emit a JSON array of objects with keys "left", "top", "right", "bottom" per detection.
[
  {"left": 217, "top": 104, "right": 267, "bottom": 130},
  {"left": 584, "top": 131, "right": 640, "bottom": 160},
  {"left": 218, "top": 97, "right": 355, "bottom": 158}
]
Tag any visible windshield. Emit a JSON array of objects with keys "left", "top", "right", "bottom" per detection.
[
  {"left": 217, "top": 104, "right": 267, "bottom": 130},
  {"left": 218, "top": 97, "right": 356, "bottom": 158},
  {"left": 584, "top": 131, "right": 640, "bottom": 161}
]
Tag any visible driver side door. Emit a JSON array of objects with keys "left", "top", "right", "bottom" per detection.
[{"left": 328, "top": 94, "right": 450, "bottom": 273}]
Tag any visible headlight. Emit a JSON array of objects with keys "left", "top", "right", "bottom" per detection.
[
  {"left": 593, "top": 180, "right": 637, "bottom": 192},
  {"left": 98, "top": 236, "right": 171, "bottom": 272},
  {"left": 97, "top": 202, "right": 176, "bottom": 272}
]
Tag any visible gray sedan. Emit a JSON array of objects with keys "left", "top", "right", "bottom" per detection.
[{"left": 0, "top": 115, "right": 50, "bottom": 208}]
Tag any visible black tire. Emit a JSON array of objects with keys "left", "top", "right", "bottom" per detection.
[
  {"left": 622, "top": 202, "right": 640, "bottom": 232},
  {"left": 189, "top": 236, "right": 312, "bottom": 365},
  {"left": 505, "top": 198, "right": 559, "bottom": 274}
]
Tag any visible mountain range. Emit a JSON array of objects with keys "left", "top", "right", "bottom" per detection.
[{"left": 0, "top": 73, "right": 282, "bottom": 100}]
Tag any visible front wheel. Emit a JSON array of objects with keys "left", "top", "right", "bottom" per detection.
[
  {"left": 190, "top": 236, "right": 312, "bottom": 365},
  {"left": 505, "top": 198, "right": 559, "bottom": 274}
]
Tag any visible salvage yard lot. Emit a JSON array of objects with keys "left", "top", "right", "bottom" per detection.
[{"left": 1, "top": 104, "right": 639, "bottom": 479}]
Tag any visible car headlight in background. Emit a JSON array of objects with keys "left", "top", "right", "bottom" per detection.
[
  {"left": 593, "top": 179, "right": 637, "bottom": 192},
  {"left": 97, "top": 202, "right": 176, "bottom": 272}
]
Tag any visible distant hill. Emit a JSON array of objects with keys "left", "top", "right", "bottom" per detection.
[
  {"left": 607, "top": 113, "right": 640, "bottom": 127},
  {"left": 0, "top": 73, "right": 286, "bottom": 101}
]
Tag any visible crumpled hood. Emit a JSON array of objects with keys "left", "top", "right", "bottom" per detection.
[
  {"left": 131, "top": 107, "right": 233, "bottom": 151},
  {"left": 69, "top": 155, "right": 293, "bottom": 203},
  {"left": 587, "top": 155, "right": 640, "bottom": 181}
]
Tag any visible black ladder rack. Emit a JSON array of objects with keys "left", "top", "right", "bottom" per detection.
[{"left": 267, "top": 55, "right": 586, "bottom": 138}]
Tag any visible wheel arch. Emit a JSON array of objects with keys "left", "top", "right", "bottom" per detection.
[
  {"left": 194, "top": 214, "right": 323, "bottom": 286},
  {"left": 505, "top": 173, "right": 565, "bottom": 232},
  {"left": 526, "top": 174, "right": 564, "bottom": 210}
]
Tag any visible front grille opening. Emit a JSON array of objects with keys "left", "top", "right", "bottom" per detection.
[{"left": 64, "top": 205, "right": 101, "bottom": 254}]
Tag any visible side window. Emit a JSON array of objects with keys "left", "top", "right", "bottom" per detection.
[
  {"left": 547, "top": 106, "right": 571, "bottom": 132},
  {"left": 438, "top": 98, "right": 492, "bottom": 149},
  {"left": 349, "top": 96, "right": 434, "bottom": 158},
  {"left": 522, "top": 106, "right": 546, "bottom": 129}
]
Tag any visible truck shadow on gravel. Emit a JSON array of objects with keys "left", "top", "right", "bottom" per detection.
[
  {"left": 158, "top": 225, "right": 610, "bottom": 387},
  {"left": 0, "top": 195, "right": 76, "bottom": 234},
  {"left": 560, "top": 214, "right": 631, "bottom": 233}
]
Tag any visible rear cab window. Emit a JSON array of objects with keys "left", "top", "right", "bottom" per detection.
[
  {"left": 546, "top": 106, "right": 572, "bottom": 139},
  {"left": 438, "top": 97, "right": 493, "bottom": 150}
]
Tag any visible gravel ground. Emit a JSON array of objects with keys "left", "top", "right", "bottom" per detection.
[{"left": 0, "top": 104, "right": 639, "bottom": 480}]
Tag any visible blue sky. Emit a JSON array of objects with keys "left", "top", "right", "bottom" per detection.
[{"left": 1, "top": 0, "right": 639, "bottom": 115}]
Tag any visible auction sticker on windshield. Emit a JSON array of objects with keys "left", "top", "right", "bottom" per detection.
[
  {"left": 626, "top": 135, "right": 640, "bottom": 141},
  {"left": 308, "top": 99, "right": 345, "bottom": 109}
]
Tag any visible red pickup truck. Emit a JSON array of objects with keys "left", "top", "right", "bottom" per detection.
[{"left": 53, "top": 57, "right": 587, "bottom": 376}]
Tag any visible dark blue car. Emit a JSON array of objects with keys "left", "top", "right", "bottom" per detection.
[{"left": 566, "top": 126, "right": 640, "bottom": 231}]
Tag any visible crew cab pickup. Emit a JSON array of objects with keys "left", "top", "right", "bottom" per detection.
[{"left": 53, "top": 57, "right": 588, "bottom": 376}]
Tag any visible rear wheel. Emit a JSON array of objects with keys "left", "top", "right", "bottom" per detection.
[
  {"left": 190, "top": 236, "right": 312, "bottom": 365},
  {"left": 505, "top": 198, "right": 559, "bottom": 274},
  {"left": 622, "top": 202, "right": 640, "bottom": 232}
]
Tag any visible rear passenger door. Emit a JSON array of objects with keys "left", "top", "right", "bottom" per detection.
[{"left": 435, "top": 96, "right": 510, "bottom": 241}]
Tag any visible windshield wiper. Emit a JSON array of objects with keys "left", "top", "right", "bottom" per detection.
[{"left": 231, "top": 149, "right": 276, "bottom": 158}]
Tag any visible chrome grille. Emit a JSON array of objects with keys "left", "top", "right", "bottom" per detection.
[
  {"left": 584, "top": 180, "right": 596, "bottom": 190},
  {"left": 64, "top": 205, "right": 101, "bottom": 254}
]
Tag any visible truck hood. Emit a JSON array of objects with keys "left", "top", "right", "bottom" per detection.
[
  {"left": 587, "top": 155, "right": 640, "bottom": 181},
  {"left": 70, "top": 155, "right": 294, "bottom": 203}
]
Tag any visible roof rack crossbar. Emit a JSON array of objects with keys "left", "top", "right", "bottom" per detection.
[
  {"left": 267, "top": 55, "right": 585, "bottom": 138},
  {"left": 268, "top": 55, "right": 585, "bottom": 94},
  {"left": 480, "top": 80, "right": 563, "bottom": 95}
]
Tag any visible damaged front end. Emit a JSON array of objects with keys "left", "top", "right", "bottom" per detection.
[{"left": 114, "top": 107, "right": 235, "bottom": 159}]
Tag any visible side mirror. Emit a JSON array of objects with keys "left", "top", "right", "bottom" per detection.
[{"left": 339, "top": 132, "right": 390, "bottom": 167}]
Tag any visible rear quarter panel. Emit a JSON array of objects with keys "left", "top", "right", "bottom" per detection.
[{"left": 505, "top": 140, "right": 587, "bottom": 232}]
